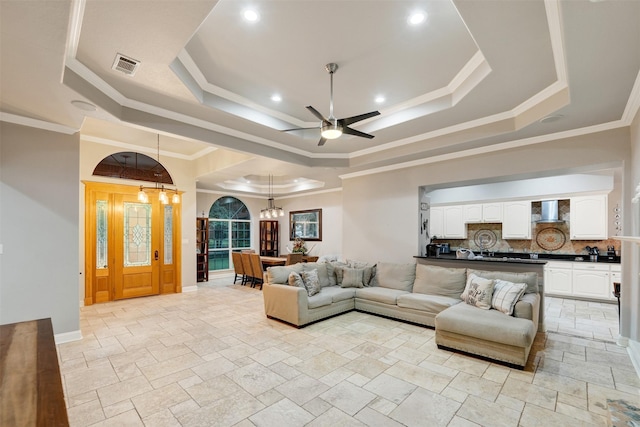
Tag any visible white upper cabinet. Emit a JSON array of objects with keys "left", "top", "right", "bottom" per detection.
[
  {"left": 463, "top": 203, "right": 502, "bottom": 223},
  {"left": 569, "top": 195, "right": 608, "bottom": 240},
  {"left": 463, "top": 204, "right": 483, "bottom": 223},
  {"left": 429, "top": 207, "right": 444, "bottom": 239},
  {"left": 482, "top": 203, "right": 503, "bottom": 222},
  {"left": 443, "top": 205, "right": 467, "bottom": 238},
  {"left": 502, "top": 201, "right": 532, "bottom": 239}
]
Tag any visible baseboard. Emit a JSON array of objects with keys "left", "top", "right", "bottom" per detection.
[
  {"left": 628, "top": 339, "right": 640, "bottom": 379},
  {"left": 182, "top": 285, "right": 198, "bottom": 293},
  {"left": 55, "top": 330, "right": 83, "bottom": 344}
]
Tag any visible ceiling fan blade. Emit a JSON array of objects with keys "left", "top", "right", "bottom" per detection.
[
  {"left": 306, "top": 106, "right": 328, "bottom": 122},
  {"left": 340, "top": 110, "right": 380, "bottom": 126},
  {"left": 281, "top": 126, "right": 319, "bottom": 132},
  {"left": 318, "top": 136, "right": 327, "bottom": 146},
  {"left": 342, "top": 126, "right": 375, "bottom": 139}
]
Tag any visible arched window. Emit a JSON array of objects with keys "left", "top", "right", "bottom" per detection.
[
  {"left": 92, "top": 151, "right": 174, "bottom": 184},
  {"left": 208, "top": 197, "right": 251, "bottom": 271}
]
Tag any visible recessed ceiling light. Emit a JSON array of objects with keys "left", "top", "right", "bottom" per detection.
[
  {"left": 271, "top": 94, "right": 282, "bottom": 102},
  {"left": 71, "top": 100, "right": 96, "bottom": 111},
  {"left": 408, "top": 12, "right": 427, "bottom": 26},
  {"left": 539, "top": 114, "right": 564, "bottom": 124},
  {"left": 243, "top": 9, "right": 259, "bottom": 22},
  {"left": 375, "top": 95, "right": 386, "bottom": 104}
]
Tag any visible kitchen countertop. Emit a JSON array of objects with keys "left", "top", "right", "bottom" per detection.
[{"left": 415, "top": 251, "right": 621, "bottom": 264}]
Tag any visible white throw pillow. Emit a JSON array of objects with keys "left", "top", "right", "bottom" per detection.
[
  {"left": 340, "top": 268, "right": 364, "bottom": 288},
  {"left": 491, "top": 279, "right": 527, "bottom": 315},
  {"left": 460, "top": 273, "right": 494, "bottom": 310}
]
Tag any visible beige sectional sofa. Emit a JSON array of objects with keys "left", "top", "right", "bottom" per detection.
[{"left": 262, "top": 261, "right": 540, "bottom": 368}]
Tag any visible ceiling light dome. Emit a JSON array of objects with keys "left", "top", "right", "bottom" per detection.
[
  {"left": 243, "top": 9, "right": 259, "bottom": 22},
  {"left": 408, "top": 12, "right": 427, "bottom": 25},
  {"left": 321, "top": 122, "right": 343, "bottom": 139}
]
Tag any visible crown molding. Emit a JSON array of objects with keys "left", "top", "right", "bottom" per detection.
[{"left": 0, "top": 113, "right": 78, "bottom": 135}]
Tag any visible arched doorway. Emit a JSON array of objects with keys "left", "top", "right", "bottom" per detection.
[{"left": 83, "top": 152, "right": 181, "bottom": 305}]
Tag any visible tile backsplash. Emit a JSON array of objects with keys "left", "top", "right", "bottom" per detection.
[{"left": 434, "top": 201, "right": 619, "bottom": 256}]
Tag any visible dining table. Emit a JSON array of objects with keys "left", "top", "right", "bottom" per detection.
[{"left": 259, "top": 256, "right": 287, "bottom": 267}]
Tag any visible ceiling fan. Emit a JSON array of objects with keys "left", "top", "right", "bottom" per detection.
[{"left": 281, "top": 63, "right": 381, "bottom": 146}]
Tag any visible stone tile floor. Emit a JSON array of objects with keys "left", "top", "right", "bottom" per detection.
[{"left": 59, "top": 277, "right": 640, "bottom": 426}]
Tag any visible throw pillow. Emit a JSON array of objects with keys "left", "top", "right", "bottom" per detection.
[
  {"left": 491, "top": 279, "right": 527, "bottom": 315},
  {"left": 288, "top": 271, "right": 305, "bottom": 289},
  {"left": 267, "top": 264, "right": 304, "bottom": 284},
  {"left": 326, "top": 261, "right": 348, "bottom": 286},
  {"left": 340, "top": 268, "right": 364, "bottom": 288},
  {"left": 460, "top": 273, "right": 494, "bottom": 309},
  {"left": 467, "top": 269, "right": 538, "bottom": 294},
  {"left": 347, "top": 260, "right": 376, "bottom": 286},
  {"left": 300, "top": 269, "right": 321, "bottom": 297},
  {"left": 302, "top": 262, "right": 331, "bottom": 288}
]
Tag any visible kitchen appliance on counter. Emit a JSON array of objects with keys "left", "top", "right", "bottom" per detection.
[
  {"left": 585, "top": 246, "right": 599, "bottom": 262},
  {"left": 426, "top": 243, "right": 441, "bottom": 257},
  {"left": 440, "top": 243, "right": 450, "bottom": 254}
]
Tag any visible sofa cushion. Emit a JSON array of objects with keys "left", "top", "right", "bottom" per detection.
[
  {"left": 397, "top": 294, "right": 461, "bottom": 313},
  {"left": 375, "top": 262, "right": 416, "bottom": 292},
  {"left": 300, "top": 269, "right": 321, "bottom": 297},
  {"left": 340, "top": 268, "right": 364, "bottom": 288},
  {"left": 268, "top": 264, "right": 304, "bottom": 284},
  {"left": 491, "top": 279, "right": 527, "bottom": 315},
  {"left": 302, "top": 262, "right": 331, "bottom": 288},
  {"left": 467, "top": 269, "right": 538, "bottom": 294},
  {"left": 307, "top": 292, "right": 333, "bottom": 309},
  {"left": 326, "top": 261, "right": 348, "bottom": 287},
  {"left": 435, "top": 303, "right": 536, "bottom": 348},
  {"left": 460, "top": 273, "right": 494, "bottom": 310},
  {"left": 355, "top": 287, "right": 409, "bottom": 305},
  {"left": 513, "top": 292, "right": 538, "bottom": 321},
  {"left": 413, "top": 264, "right": 466, "bottom": 299},
  {"left": 319, "top": 286, "right": 357, "bottom": 303}
]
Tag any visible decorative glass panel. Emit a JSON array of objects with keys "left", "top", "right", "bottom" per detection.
[
  {"left": 208, "top": 250, "right": 229, "bottom": 270},
  {"left": 96, "top": 200, "right": 108, "bottom": 269},
  {"left": 124, "top": 202, "right": 152, "bottom": 267},
  {"left": 209, "top": 220, "right": 229, "bottom": 249},
  {"left": 164, "top": 205, "right": 173, "bottom": 264}
]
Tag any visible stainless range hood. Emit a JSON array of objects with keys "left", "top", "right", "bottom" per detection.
[{"left": 538, "top": 200, "right": 565, "bottom": 223}]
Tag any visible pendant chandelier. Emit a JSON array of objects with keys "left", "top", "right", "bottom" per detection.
[
  {"left": 260, "top": 174, "right": 284, "bottom": 219},
  {"left": 137, "top": 134, "right": 181, "bottom": 204}
]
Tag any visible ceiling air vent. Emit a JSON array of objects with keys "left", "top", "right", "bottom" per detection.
[{"left": 112, "top": 53, "right": 140, "bottom": 76}]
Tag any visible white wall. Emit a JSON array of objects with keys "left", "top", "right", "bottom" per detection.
[
  {"left": 0, "top": 123, "right": 80, "bottom": 336},
  {"left": 196, "top": 189, "right": 343, "bottom": 261},
  {"left": 342, "top": 128, "right": 631, "bottom": 264},
  {"left": 626, "top": 108, "right": 640, "bottom": 345}
]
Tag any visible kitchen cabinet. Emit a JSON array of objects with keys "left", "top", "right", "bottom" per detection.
[
  {"left": 570, "top": 195, "right": 608, "bottom": 240},
  {"left": 443, "top": 205, "right": 466, "bottom": 238},
  {"left": 502, "top": 200, "right": 532, "bottom": 239},
  {"left": 429, "top": 207, "right": 444, "bottom": 238},
  {"left": 463, "top": 203, "right": 503, "bottom": 223},
  {"left": 544, "top": 262, "right": 573, "bottom": 296},
  {"left": 544, "top": 261, "right": 616, "bottom": 301},
  {"left": 572, "top": 264, "right": 610, "bottom": 299}
]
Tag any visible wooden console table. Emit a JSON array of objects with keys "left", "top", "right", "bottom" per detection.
[{"left": 0, "top": 318, "right": 69, "bottom": 426}]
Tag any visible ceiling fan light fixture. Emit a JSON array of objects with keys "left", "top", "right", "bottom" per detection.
[{"left": 321, "top": 123, "right": 343, "bottom": 139}]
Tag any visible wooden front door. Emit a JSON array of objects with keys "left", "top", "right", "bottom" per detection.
[{"left": 84, "top": 182, "right": 181, "bottom": 305}]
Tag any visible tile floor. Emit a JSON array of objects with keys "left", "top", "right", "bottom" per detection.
[{"left": 59, "top": 277, "right": 640, "bottom": 426}]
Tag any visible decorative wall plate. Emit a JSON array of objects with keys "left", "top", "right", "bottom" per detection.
[
  {"left": 536, "top": 227, "right": 566, "bottom": 251},
  {"left": 474, "top": 229, "right": 497, "bottom": 250}
]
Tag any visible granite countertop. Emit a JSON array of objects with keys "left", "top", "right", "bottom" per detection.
[{"left": 415, "top": 252, "right": 621, "bottom": 265}]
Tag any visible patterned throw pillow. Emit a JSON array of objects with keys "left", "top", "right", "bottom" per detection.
[
  {"left": 491, "top": 279, "right": 527, "bottom": 315},
  {"left": 340, "top": 268, "right": 364, "bottom": 288},
  {"left": 288, "top": 271, "right": 305, "bottom": 289},
  {"left": 460, "top": 273, "right": 494, "bottom": 309},
  {"left": 300, "top": 269, "right": 321, "bottom": 297}
]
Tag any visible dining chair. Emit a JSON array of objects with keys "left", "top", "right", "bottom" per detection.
[
  {"left": 241, "top": 249, "right": 256, "bottom": 254},
  {"left": 248, "top": 253, "right": 265, "bottom": 289},
  {"left": 241, "top": 253, "right": 253, "bottom": 287},
  {"left": 285, "top": 253, "right": 303, "bottom": 266},
  {"left": 231, "top": 252, "right": 246, "bottom": 285}
]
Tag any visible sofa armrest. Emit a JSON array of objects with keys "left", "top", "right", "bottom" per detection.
[
  {"left": 263, "top": 282, "right": 307, "bottom": 326},
  {"left": 513, "top": 292, "right": 540, "bottom": 332}
]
